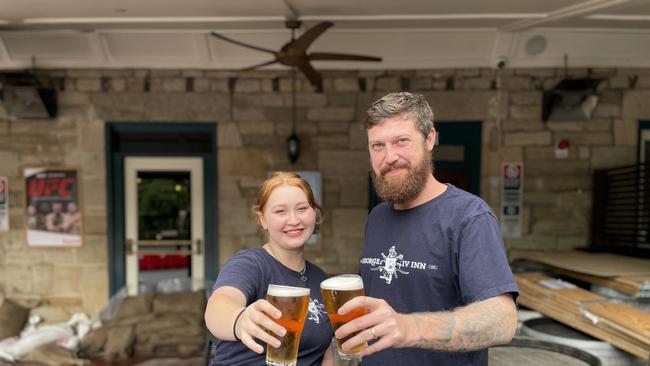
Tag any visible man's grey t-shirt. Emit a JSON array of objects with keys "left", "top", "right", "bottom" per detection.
[
  {"left": 210, "top": 248, "right": 333, "bottom": 366},
  {"left": 359, "top": 184, "right": 518, "bottom": 366}
]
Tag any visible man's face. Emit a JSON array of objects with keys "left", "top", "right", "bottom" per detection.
[{"left": 367, "top": 114, "right": 435, "bottom": 205}]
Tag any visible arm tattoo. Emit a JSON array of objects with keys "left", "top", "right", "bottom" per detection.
[{"left": 411, "top": 296, "right": 515, "bottom": 352}]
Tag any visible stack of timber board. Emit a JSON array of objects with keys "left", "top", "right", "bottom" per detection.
[
  {"left": 516, "top": 272, "right": 650, "bottom": 361},
  {"left": 512, "top": 250, "right": 650, "bottom": 297}
]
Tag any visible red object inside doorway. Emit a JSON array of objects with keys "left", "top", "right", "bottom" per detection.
[{"left": 139, "top": 255, "right": 189, "bottom": 270}]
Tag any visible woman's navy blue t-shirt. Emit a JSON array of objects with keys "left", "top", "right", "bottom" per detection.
[{"left": 209, "top": 248, "right": 333, "bottom": 366}]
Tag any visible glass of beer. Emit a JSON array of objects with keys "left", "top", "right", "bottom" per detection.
[
  {"left": 320, "top": 274, "right": 367, "bottom": 360},
  {"left": 265, "top": 284, "right": 310, "bottom": 366}
]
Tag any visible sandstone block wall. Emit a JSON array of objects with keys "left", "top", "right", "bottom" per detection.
[{"left": 1, "top": 67, "right": 649, "bottom": 314}]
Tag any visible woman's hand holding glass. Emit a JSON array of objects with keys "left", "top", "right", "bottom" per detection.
[{"left": 234, "top": 299, "right": 287, "bottom": 354}]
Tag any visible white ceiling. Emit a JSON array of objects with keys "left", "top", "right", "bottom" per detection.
[{"left": 1, "top": 0, "right": 649, "bottom": 70}]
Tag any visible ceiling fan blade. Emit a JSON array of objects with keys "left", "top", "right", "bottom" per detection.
[
  {"left": 296, "top": 60, "right": 322, "bottom": 90},
  {"left": 290, "top": 21, "right": 334, "bottom": 51},
  {"left": 211, "top": 32, "right": 277, "bottom": 55},
  {"left": 309, "top": 52, "right": 382, "bottom": 62},
  {"left": 241, "top": 59, "right": 278, "bottom": 71}
]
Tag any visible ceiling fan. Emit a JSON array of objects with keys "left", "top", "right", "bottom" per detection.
[{"left": 211, "top": 20, "right": 382, "bottom": 90}]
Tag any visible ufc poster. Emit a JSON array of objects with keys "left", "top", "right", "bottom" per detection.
[{"left": 24, "top": 167, "right": 82, "bottom": 247}]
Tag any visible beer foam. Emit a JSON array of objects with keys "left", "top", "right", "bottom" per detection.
[
  {"left": 320, "top": 274, "right": 364, "bottom": 290},
  {"left": 267, "top": 284, "right": 310, "bottom": 297}
]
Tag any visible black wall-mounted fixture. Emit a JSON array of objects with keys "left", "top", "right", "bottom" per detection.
[
  {"left": 542, "top": 78, "right": 603, "bottom": 122},
  {"left": 0, "top": 73, "right": 58, "bottom": 119}
]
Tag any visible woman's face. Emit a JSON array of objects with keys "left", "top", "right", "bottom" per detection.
[{"left": 260, "top": 184, "right": 316, "bottom": 252}]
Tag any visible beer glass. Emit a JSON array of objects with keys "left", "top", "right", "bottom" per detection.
[
  {"left": 320, "top": 274, "right": 367, "bottom": 360},
  {"left": 265, "top": 284, "right": 310, "bottom": 366},
  {"left": 331, "top": 337, "right": 362, "bottom": 366}
]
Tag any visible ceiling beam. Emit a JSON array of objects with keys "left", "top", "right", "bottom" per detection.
[
  {"left": 299, "top": 14, "right": 544, "bottom": 21},
  {"left": 14, "top": 13, "right": 546, "bottom": 27},
  {"left": 586, "top": 14, "right": 650, "bottom": 20},
  {"left": 500, "top": 0, "right": 631, "bottom": 32},
  {"left": 20, "top": 16, "right": 286, "bottom": 25}
]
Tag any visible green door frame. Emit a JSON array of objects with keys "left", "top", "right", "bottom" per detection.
[{"left": 105, "top": 123, "right": 218, "bottom": 296}]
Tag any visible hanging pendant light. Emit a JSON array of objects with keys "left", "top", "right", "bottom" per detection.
[
  {"left": 287, "top": 25, "right": 301, "bottom": 164},
  {"left": 287, "top": 132, "right": 301, "bottom": 163},
  {"left": 287, "top": 67, "right": 301, "bottom": 163}
]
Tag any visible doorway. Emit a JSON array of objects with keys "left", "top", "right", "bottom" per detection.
[
  {"left": 433, "top": 122, "right": 482, "bottom": 195},
  {"left": 124, "top": 157, "right": 204, "bottom": 295},
  {"left": 106, "top": 123, "right": 217, "bottom": 296}
]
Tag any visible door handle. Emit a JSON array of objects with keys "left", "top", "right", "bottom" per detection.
[
  {"left": 194, "top": 239, "right": 202, "bottom": 255},
  {"left": 125, "top": 239, "right": 137, "bottom": 255}
]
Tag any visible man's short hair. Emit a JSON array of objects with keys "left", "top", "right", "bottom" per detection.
[{"left": 364, "top": 92, "right": 435, "bottom": 137}]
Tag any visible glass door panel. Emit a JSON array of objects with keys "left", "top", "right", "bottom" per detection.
[{"left": 125, "top": 157, "right": 204, "bottom": 295}]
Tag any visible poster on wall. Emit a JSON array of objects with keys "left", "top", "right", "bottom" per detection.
[
  {"left": 24, "top": 167, "right": 82, "bottom": 247},
  {"left": 501, "top": 162, "right": 523, "bottom": 238},
  {"left": 0, "top": 177, "right": 8, "bottom": 232}
]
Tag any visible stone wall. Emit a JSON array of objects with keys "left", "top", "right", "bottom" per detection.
[{"left": 1, "top": 67, "right": 649, "bottom": 314}]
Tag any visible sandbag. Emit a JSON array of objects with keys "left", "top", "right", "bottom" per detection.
[
  {"left": 114, "top": 293, "right": 154, "bottom": 319},
  {"left": 22, "top": 344, "right": 90, "bottom": 366},
  {"left": 103, "top": 326, "right": 134, "bottom": 362},
  {"left": 152, "top": 291, "right": 205, "bottom": 316},
  {"left": 0, "top": 299, "right": 30, "bottom": 340}
]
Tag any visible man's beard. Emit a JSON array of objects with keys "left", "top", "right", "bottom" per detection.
[{"left": 371, "top": 151, "right": 432, "bottom": 206}]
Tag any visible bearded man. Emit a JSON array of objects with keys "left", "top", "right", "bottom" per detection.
[{"left": 335, "top": 92, "right": 519, "bottom": 366}]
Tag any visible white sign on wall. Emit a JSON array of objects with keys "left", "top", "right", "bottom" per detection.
[
  {"left": 0, "top": 177, "right": 9, "bottom": 232},
  {"left": 501, "top": 162, "right": 523, "bottom": 238}
]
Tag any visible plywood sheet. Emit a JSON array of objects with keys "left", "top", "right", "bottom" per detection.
[
  {"left": 516, "top": 273, "right": 650, "bottom": 360},
  {"left": 513, "top": 250, "right": 650, "bottom": 277},
  {"left": 616, "top": 275, "right": 650, "bottom": 289},
  {"left": 518, "top": 294, "right": 650, "bottom": 359},
  {"left": 583, "top": 303, "right": 650, "bottom": 343}
]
